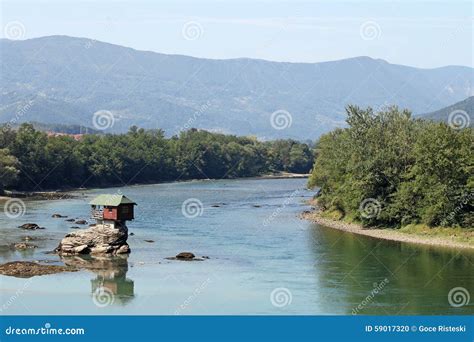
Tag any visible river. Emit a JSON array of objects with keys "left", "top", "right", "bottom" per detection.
[{"left": 0, "top": 178, "right": 472, "bottom": 314}]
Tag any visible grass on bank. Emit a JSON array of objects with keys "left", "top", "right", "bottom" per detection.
[{"left": 316, "top": 205, "right": 474, "bottom": 246}]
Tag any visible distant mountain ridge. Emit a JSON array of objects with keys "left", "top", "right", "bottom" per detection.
[
  {"left": 1, "top": 35, "right": 473, "bottom": 139},
  {"left": 419, "top": 96, "right": 473, "bottom": 127}
]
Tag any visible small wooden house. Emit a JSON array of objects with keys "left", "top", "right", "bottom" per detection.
[{"left": 89, "top": 194, "right": 137, "bottom": 225}]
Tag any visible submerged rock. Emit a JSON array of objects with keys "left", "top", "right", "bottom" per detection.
[
  {"left": 75, "top": 220, "right": 88, "bottom": 225},
  {"left": 52, "top": 214, "right": 67, "bottom": 218},
  {"left": 65, "top": 218, "right": 75, "bottom": 222},
  {"left": 0, "top": 261, "right": 77, "bottom": 278},
  {"left": 55, "top": 222, "right": 130, "bottom": 256},
  {"left": 18, "top": 223, "right": 44, "bottom": 230},
  {"left": 144, "top": 239, "right": 154, "bottom": 243},
  {"left": 13, "top": 243, "right": 37, "bottom": 250}
]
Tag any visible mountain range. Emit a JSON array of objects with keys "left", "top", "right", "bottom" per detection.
[{"left": 1, "top": 35, "right": 473, "bottom": 139}]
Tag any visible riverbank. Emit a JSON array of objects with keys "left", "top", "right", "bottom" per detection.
[{"left": 301, "top": 203, "right": 474, "bottom": 250}]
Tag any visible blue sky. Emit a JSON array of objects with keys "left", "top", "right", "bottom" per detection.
[{"left": 1, "top": 0, "right": 472, "bottom": 68}]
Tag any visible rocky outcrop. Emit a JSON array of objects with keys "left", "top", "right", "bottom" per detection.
[
  {"left": 0, "top": 261, "right": 77, "bottom": 278},
  {"left": 55, "top": 222, "right": 130, "bottom": 255}
]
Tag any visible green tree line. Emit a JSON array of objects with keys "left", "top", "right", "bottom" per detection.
[
  {"left": 308, "top": 106, "right": 473, "bottom": 228},
  {"left": 0, "top": 124, "right": 314, "bottom": 192}
]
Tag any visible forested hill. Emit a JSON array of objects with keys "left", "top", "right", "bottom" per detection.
[
  {"left": 308, "top": 106, "right": 473, "bottom": 229},
  {"left": 0, "top": 124, "right": 314, "bottom": 191},
  {"left": 1, "top": 35, "right": 473, "bottom": 140},
  {"left": 419, "top": 96, "right": 473, "bottom": 127}
]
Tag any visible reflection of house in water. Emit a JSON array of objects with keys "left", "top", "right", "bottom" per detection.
[{"left": 61, "top": 254, "right": 134, "bottom": 305}]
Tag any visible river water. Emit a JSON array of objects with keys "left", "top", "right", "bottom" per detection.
[{"left": 0, "top": 178, "right": 472, "bottom": 315}]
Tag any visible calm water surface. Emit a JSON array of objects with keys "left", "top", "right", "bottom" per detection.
[{"left": 0, "top": 178, "right": 472, "bottom": 315}]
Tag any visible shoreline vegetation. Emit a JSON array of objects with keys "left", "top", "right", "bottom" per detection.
[
  {"left": 0, "top": 123, "right": 314, "bottom": 194},
  {"left": 301, "top": 200, "right": 474, "bottom": 250},
  {"left": 305, "top": 105, "right": 473, "bottom": 250}
]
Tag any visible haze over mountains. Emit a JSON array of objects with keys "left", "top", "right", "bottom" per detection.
[{"left": 1, "top": 35, "right": 473, "bottom": 139}]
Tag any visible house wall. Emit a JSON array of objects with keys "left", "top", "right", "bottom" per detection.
[
  {"left": 119, "top": 204, "right": 134, "bottom": 220},
  {"left": 103, "top": 207, "right": 118, "bottom": 220}
]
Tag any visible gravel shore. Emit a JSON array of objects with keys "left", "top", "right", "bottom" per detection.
[{"left": 301, "top": 209, "right": 474, "bottom": 250}]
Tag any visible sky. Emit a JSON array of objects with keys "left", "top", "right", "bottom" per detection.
[{"left": 1, "top": 0, "right": 473, "bottom": 68}]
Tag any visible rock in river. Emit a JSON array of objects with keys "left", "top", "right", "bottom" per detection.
[
  {"left": 166, "top": 252, "right": 204, "bottom": 261},
  {"left": 55, "top": 222, "right": 130, "bottom": 256},
  {"left": 52, "top": 213, "right": 67, "bottom": 218},
  {"left": 176, "top": 252, "right": 195, "bottom": 260},
  {"left": 0, "top": 261, "right": 77, "bottom": 278},
  {"left": 13, "top": 243, "right": 37, "bottom": 250},
  {"left": 18, "top": 223, "right": 45, "bottom": 230}
]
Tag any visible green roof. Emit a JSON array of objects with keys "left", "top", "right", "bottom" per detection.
[{"left": 89, "top": 194, "right": 136, "bottom": 206}]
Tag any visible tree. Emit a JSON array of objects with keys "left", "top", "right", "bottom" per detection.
[{"left": 0, "top": 148, "right": 19, "bottom": 192}]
